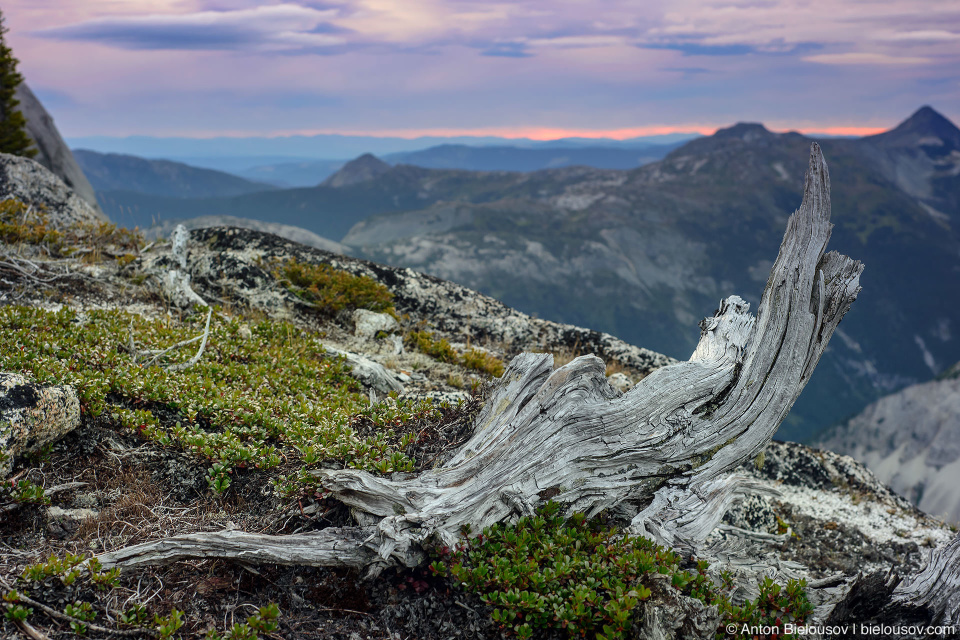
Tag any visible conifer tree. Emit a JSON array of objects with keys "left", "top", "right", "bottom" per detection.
[{"left": 0, "top": 10, "right": 36, "bottom": 158}]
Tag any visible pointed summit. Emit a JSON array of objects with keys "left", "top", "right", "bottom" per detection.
[
  {"left": 868, "top": 106, "right": 960, "bottom": 151},
  {"left": 323, "top": 153, "right": 391, "bottom": 188}
]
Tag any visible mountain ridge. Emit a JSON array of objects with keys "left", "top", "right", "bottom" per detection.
[{"left": 74, "top": 149, "right": 277, "bottom": 199}]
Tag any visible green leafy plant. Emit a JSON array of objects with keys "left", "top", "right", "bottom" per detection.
[
  {"left": 431, "top": 501, "right": 813, "bottom": 640},
  {"left": 119, "top": 603, "right": 149, "bottom": 627},
  {"left": 3, "top": 478, "right": 50, "bottom": 506},
  {"left": 0, "top": 306, "right": 417, "bottom": 498},
  {"left": 273, "top": 257, "right": 396, "bottom": 316},
  {"left": 64, "top": 601, "right": 95, "bottom": 635},
  {"left": 407, "top": 330, "right": 505, "bottom": 377},
  {"left": 155, "top": 608, "right": 184, "bottom": 639}
]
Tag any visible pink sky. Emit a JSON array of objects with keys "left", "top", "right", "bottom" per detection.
[{"left": 2, "top": 0, "right": 957, "bottom": 140}]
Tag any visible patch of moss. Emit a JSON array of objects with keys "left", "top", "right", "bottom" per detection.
[
  {"left": 273, "top": 257, "right": 395, "bottom": 317},
  {"left": 407, "top": 329, "right": 459, "bottom": 363}
]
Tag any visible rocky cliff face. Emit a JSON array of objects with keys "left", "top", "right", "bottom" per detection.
[
  {"left": 11, "top": 82, "right": 102, "bottom": 215},
  {"left": 817, "top": 364, "right": 960, "bottom": 523}
]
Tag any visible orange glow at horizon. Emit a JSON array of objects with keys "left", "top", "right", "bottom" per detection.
[{"left": 132, "top": 124, "right": 890, "bottom": 140}]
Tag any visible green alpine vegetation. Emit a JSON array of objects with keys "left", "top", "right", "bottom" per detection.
[
  {"left": 430, "top": 501, "right": 814, "bottom": 640},
  {"left": 0, "top": 305, "right": 431, "bottom": 497}
]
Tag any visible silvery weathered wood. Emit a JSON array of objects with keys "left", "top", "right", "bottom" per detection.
[
  {"left": 891, "top": 531, "right": 960, "bottom": 623},
  {"left": 98, "top": 144, "right": 865, "bottom": 576},
  {"left": 161, "top": 224, "right": 208, "bottom": 308}
]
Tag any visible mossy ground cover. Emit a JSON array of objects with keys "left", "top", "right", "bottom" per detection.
[{"left": 0, "top": 305, "right": 425, "bottom": 498}]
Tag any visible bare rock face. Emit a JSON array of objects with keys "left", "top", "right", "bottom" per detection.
[
  {"left": 816, "top": 367, "right": 960, "bottom": 522},
  {"left": 0, "top": 372, "right": 80, "bottom": 477},
  {"left": 12, "top": 82, "right": 102, "bottom": 215},
  {"left": 0, "top": 153, "right": 106, "bottom": 228}
]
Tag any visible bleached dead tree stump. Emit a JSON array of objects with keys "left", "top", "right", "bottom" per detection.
[{"left": 98, "top": 144, "right": 863, "bottom": 574}]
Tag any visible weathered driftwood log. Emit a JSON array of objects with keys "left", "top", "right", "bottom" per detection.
[{"left": 98, "top": 144, "right": 862, "bottom": 575}]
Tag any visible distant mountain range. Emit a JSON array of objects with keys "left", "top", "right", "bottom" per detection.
[
  {"left": 71, "top": 106, "right": 960, "bottom": 442},
  {"left": 91, "top": 141, "right": 686, "bottom": 189},
  {"left": 74, "top": 150, "right": 276, "bottom": 199},
  {"left": 66, "top": 132, "right": 699, "bottom": 161},
  {"left": 337, "top": 106, "right": 960, "bottom": 442}
]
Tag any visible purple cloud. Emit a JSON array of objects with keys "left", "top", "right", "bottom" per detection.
[{"left": 34, "top": 4, "right": 350, "bottom": 52}]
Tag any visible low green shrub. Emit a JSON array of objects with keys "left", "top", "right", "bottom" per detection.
[
  {"left": 0, "top": 198, "right": 62, "bottom": 248},
  {"left": 407, "top": 330, "right": 505, "bottom": 377},
  {"left": 4, "top": 551, "right": 276, "bottom": 639},
  {"left": 430, "top": 501, "right": 813, "bottom": 640},
  {"left": 273, "top": 257, "right": 395, "bottom": 316},
  {"left": 407, "top": 330, "right": 459, "bottom": 363}
]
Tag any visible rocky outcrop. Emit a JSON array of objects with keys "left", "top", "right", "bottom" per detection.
[
  {"left": 817, "top": 365, "right": 960, "bottom": 522},
  {"left": 145, "top": 215, "right": 351, "bottom": 255},
  {"left": 146, "top": 226, "right": 675, "bottom": 377},
  {"left": 0, "top": 153, "right": 106, "bottom": 227},
  {"left": 12, "top": 82, "right": 101, "bottom": 214},
  {"left": 0, "top": 372, "right": 80, "bottom": 476}
]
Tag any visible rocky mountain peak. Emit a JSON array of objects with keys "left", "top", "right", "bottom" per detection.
[
  {"left": 868, "top": 105, "right": 960, "bottom": 151},
  {"left": 711, "top": 122, "right": 776, "bottom": 143},
  {"left": 322, "top": 152, "right": 391, "bottom": 187}
]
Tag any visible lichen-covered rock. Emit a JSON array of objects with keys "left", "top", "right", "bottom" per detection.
[
  {"left": 0, "top": 372, "right": 80, "bottom": 476},
  {"left": 324, "top": 346, "right": 404, "bottom": 393},
  {"left": 634, "top": 573, "right": 721, "bottom": 640},
  {"left": 147, "top": 226, "right": 675, "bottom": 377},
  {"left": 353, "top": 309, "right": 400, "bottom": 339},
  {"left": 0, "top": 153, "right": 106, "bottom": 228}
]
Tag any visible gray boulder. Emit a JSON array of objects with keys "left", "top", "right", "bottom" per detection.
[
  {"left": 0, "top": 153, "right": 106, "bottom": 228},
  {"left": 12, "top": 82, "right": 102, "bottom": 214},
  {"left": 1, "top": 372, "right": 80, "bottom": 477},
  {"left": 353, "top": 308, "right": 400, "bottom": 339}
]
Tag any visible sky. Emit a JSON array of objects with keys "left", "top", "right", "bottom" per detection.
[{"left": 3, "top": 0, "right": 959, "bottom": 141}]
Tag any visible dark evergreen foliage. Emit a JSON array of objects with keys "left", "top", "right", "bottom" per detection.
[{"left": 0, "top": 10, "right": 36, "bottom": 158}]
